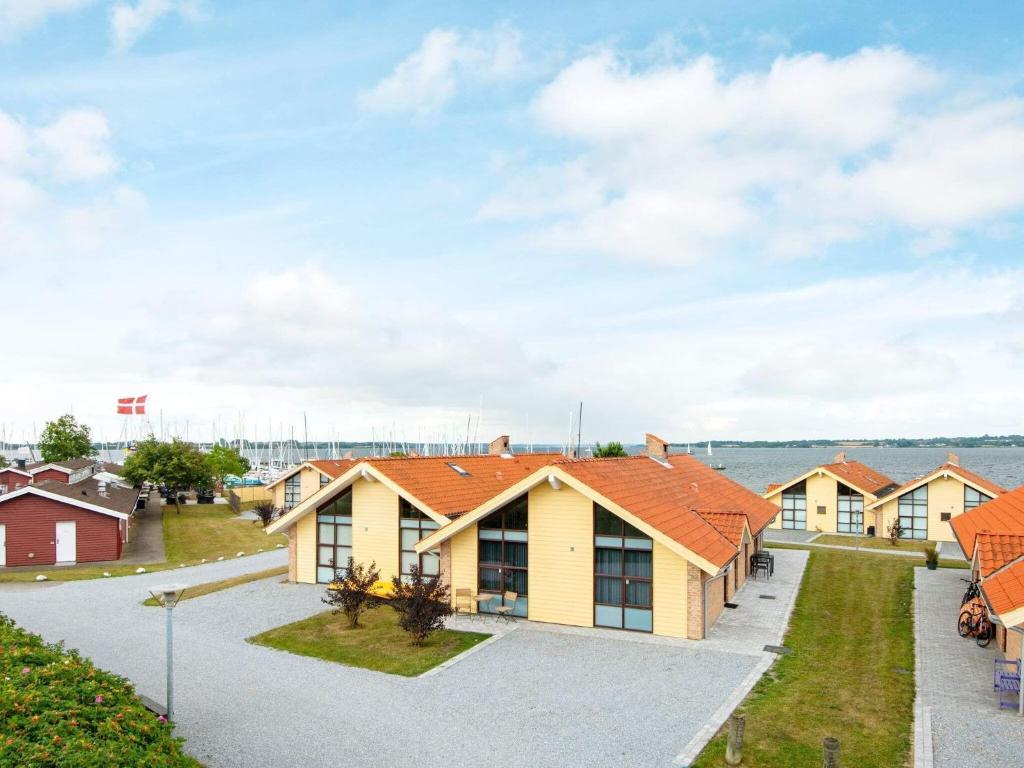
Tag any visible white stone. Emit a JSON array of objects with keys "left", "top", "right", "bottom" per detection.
[
  {"left": 35, "top": 575, "right": 47, "bottom": 582},
  {"left": 103, "top": 572, "right": 111, "bottom": 578},
  {"left": 217, "top": 556, "right": 225, "bottom": 561},
  {"left": 136, "top": 567, "right": 146, "bottom": 574}
]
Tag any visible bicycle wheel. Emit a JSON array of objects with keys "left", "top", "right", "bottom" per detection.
[
  {"left": 977, "top": 621, "right": 994, "bottom": 648},
  {"left": 958, "top": 611, "right": 973, "bottom": 637}
]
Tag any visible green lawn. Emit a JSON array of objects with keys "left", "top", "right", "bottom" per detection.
[
  {"left": 814, "top": 534, "right": 931, "bottom": 553},
  {"left": 693, "top": 548, "right": 916, "bottom": 768},
  {"left": 249, "top": 605, "right": 491, "bottom": 677},
  {"left": 0, "top": 504, "right": 287, "bottom": 582},
  {"left": 143, "top": 566, "right": 288, "bottom": 606}
]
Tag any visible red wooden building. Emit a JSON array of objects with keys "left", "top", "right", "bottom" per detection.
[{"left": 0, "top": 478, "right": 139, "bottom": 567}]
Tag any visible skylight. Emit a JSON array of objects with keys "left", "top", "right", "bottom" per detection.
[
  {"left": 648, "top": 455, "right": 672, "bottom": 469},
  {"left": 447, "top": 462, "right": 471, "bottom": 477}
]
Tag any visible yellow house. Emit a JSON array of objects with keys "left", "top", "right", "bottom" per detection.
[
  {"left": 265, "top": 459, "right": 358, "bottom": 511},
  {"left": 867, "top": 454, "right": 1006, "bottom": 543},
  {"left": 764, "top": 453, "right": 898, "bottom": 535},
  {"left": 266, "top": 434, "right": 779, "bottom": 640}
]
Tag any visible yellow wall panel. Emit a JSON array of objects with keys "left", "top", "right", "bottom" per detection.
[
  {"left": 653, "top": 541, "right": 687, "bottom": 637},
  {"left": 352, "top": 477, "right": 399, "bottom": 580},
  {"left": 449, "top": 523, "right": 478, "bottom": 607},
  {"left": 526, "top": 483, "right": 594, "bottom": 628},
  {"left": 295, "top": 514, "right": 316, "bottom": 584}
]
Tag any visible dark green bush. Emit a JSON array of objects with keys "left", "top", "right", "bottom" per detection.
[{"left": 0, "top": 613, "right": 200, "bottom": 767}]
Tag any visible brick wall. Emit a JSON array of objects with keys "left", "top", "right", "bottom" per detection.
[
  {"left": 287, "top": 524, "right": 297, "bottom": 582},
  {"left": 686, "top": 561, "right": 704, "bottom": 639}
]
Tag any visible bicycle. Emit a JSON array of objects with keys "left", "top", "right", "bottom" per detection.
[
  {"left": 961, "top": 577, "right": 981, "bottom": 606},
  {"left": 958, "top": 599, "right": 993, "bottom": 647}
]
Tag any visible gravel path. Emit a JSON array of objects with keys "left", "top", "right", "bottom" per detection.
[
  {"left": 915, "top": 567, "right": 1024, "bottom": 767},
  {"left": 0, "top": 548, "right": 807, "bottom": 768}
]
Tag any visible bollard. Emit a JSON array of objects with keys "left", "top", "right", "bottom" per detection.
[
  {"left": 823, "top": 736, "right": 840, "bottom": 767},
  {"left": 725, "top": 714, "right": 745, "bottom": 765}
]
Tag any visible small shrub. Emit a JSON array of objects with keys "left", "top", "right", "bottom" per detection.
[
  {"left": 888, "top": 517, "right": 904, "bottom": 545},
  {"left": 924, "top": 544, "right": 939, "bottom": 569},
  {"left": 389, "top": 565, "right": 454, "bottom": 646},
  {"left": 252, "top": 500, "right": 276, "bottom": 527},
  {"left": 322, "top": 559, "right": 383, "bottom": 628},
  {"left": 0, "top": 612, "right": 199, "bottom": 767},
  {"left": 593, "top": 441, "right": 628, "bottom": 458}
]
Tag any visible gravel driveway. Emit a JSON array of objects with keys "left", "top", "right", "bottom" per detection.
[{"left": 0, "top": 549, "right": 807, "bottom": 768}]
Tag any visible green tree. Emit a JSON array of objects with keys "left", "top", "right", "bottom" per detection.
[
  {"left": 0, "top": 455, "right": 7, "bottom": 469},
  {"left": 593, "top": 441, "right": 628, "bottom": 458},
  {"left": 37, "top": 414, "right": 95, "bottom": 463},
  {"left": 206, "top": 444, "right": 251, "bottom": 487},
  {"left": 123, "top": 437, "right": 213, "bottom": 512}
]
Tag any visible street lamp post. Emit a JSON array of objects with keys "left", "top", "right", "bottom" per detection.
[{"left": 148, "top": 584, "right": 187, "bottom": 721}]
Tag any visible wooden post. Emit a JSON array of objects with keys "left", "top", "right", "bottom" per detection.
[
  {"left": 823, "top": 736, "right": 840, "bottom": 767},
  {"left": 725, "top": 714, "right": 745, "bottom": 766}
]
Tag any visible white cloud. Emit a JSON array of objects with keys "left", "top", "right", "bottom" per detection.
[
  {"left": 34, "top": 108, "right": 117, "bottom": 180},
  {"left": 110, "top": 0, "right": 200, "bottom": 52},
  {"left": 485, "top": 45, "right": 1024, "bottom": 264},
  {"left": 359, "top": 23, "right": 523, "bottom": 115},
  {"left": 0, "top": 0, "right": 95, "bottom": 41}
]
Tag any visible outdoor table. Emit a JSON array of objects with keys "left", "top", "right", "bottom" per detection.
[{"left": 473, "top": 593, "right": 497, "bottom": 616}]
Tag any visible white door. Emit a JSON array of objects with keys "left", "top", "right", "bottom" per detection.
[
  {"left": 55, "top": 521, "right": 77, "bottom": 563},
  {"left": 0, "top": 524, "right": 5, "bottom": 567}
]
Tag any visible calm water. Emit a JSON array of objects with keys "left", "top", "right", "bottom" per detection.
[{"left": 683, "top": 446, "right": 1024, "bottom": 494}]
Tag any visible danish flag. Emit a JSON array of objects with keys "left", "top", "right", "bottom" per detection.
[{"left": 117, "top": 395, "right": 147, "bottom": 415}]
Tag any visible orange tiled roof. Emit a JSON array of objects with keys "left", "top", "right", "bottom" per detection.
[
  {"left": 553, "top": 454, "right": 778, "bottom": 569},
  {"left": 698, "top": 511, "right": 748, "bottom": 546},
  {"left": 308, "top": 459, "right": 359, "bottom": 479},
  {"left": 823, "top": 460, "right": 898, "bottom": 497},
  {"left": 975, "top": 531, "right": 1024, "bottom": 577},
  {"left": 981, "top": 557, "right": 1024, "bottom": 623},
  {"left": 765, "top": 482, "right": 782, "bottom": 494},
  {"left": 951, "top": 485, "right": 1024, "bottom": 559},
  {"left": 365, "top": 453, "right": 562, "bottom": 519}
]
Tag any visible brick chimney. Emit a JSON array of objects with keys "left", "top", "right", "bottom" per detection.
[
  {"left": 947, "top": 452, "right": 960, "bottom": 467},
  {"left": 833, "top": 451, "right": 847, "bottom": 464},
  {"left": 645, "top": 433, "right": 668, "bottom": 460},
  {"left": 488, "top": 435, "right": 511, "bottom": 456}
]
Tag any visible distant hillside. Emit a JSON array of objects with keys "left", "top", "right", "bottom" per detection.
[{"left": 704, "top": 435, "right": 1024, "bottom": 449}]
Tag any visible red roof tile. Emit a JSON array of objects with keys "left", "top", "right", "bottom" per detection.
[
  {"left": 308, "top": 459, "right": 359, "bottom": 479},
  {"left": 698, "top": 511, "right": 747, "bottom": 546},
  {"left": 554, "top": 454, "right": 778, "bottom": 569},
  {"left": 823, "top": 460, "right": 898, "bottom": 497},
  {"left": 365, "top": 453, "right": 562, "bottom": 518},
  {"left": 952, "top": 485, "right": 1024, "bottom": 558},
  {"left": 981, "top": 557, "right": 1024, "bottom": 622},
  {"left": 765, "top": 482, "right": 782, "bottom": 494},
  {"left": 881, "top": 462, "right": 1006, "bottom": 506},
  {"left": 975, "top": 531, "right": 1024, "bottom": 577}
]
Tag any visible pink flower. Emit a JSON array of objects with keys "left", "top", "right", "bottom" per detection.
[
  {"left": 20, "top": 667, "right": 29, "bottom": 675},
  {"left": 94, "top": 695, "right": 104, "bottom": 704},
  {"left": 157, "top": 715, "right": 167, "bottom": 723}
]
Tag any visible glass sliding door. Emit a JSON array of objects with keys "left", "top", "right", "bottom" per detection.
[
  {"left": 594, "top": 504, "right": 653, "bottom": 632},
  {"left": 837, "top": 482, "right": 864, "bottom": 533},
  {"left": 898, "top": 486, "right": 928, "bottom": 540},
  {"left": 781, "top": 480, "right": 807, "bottom": 530},
  {"left": 316, "top": 488, "right": 353, "bottom": 583},
  {"left": 478, "top": 495, "right": 528, "bottom": 616},
  {"left": 399, "top": 498, "right": 440, "bottom": 582}
]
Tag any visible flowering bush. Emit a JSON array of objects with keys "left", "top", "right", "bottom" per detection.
[{"left": 0, "top": 613, "right": 200, "bottom": 767}]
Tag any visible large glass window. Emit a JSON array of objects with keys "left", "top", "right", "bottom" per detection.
[
  {"left": 399, "top": 498, "right": 441, "bottom": 582},
  {"left": 837, "top": 482, "right": 864, "bottom": 534},
  {"left": 284, "top": 473, "right": 301, "bottom": 509},
  {"left": 316, "top": 488, "right": 353, "bottom": 583},
  {"left": 964, "top": 486, "right": 993, "bottom": 511},
  {"left": 898, "top": 485, "right": 928, "bottom": 540},
  {"left": 781, "top": 480, "right": 807, "bottom": 530},
  {"left": 478, "top": 495, "right": 528, "bottom": 617},
  {"left": 594, "top": 504, "right": 653, "bottom": 632}
]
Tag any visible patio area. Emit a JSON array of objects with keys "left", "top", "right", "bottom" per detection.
[{"left": 915, "top": 567, "right": 1024, "bottom": 768}]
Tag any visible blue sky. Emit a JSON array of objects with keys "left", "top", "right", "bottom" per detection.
[{"left": 1, "top": 1, "right": 1023, "bottom": 446}]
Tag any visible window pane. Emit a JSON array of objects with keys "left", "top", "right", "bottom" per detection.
[
  {"left": 595, "top": 576, "right": 622, "bottom": 604},
  {"left": 595, "top": 535, "right": 624, "bottom": 549},
  {"left": 624, "top": 608, "right": 653, "bottom": 632},
  {"left": 401, "top": 552, "right": 419, "bottom": 575},
  {"left": 626, "top": 579, "right": 652, "bottom": 607},
  {"left": 335, "top": 546, "right": 352, "bottom": 566},
  {"left": 505, "top": 569, "right": 527, "bottom": 596},
  {"left": 318, "top": 546, "right": 334, "bottom": 566},
  {"left": 318, "top": 523, "right": 335, "bottom": 545},
  {"left": 622, "top": 520, "right": 646, "bottom": 539},
  {"left": 624, "top": 550, "right": 652, "bottom": 579},
  {"left": 401, "top": 529, "right": 421, "bottom": 549},
  {"left": 421, "top": 552, "right": 440, "bottom": 576},
  {"left": 595, "top": 505, "right": 622, "bottom": 535},
  {"left": 595, "top": 604, "right": 623, "bottom": 628},
  {"left": 479, "top": 540, "right": 502, "bottom": 564},
  {"left": 503, "top": 530, "right": 528, "bottom": 543},
  {"left": 623, "top": 538, "right": 653, "bottom": 551},
  {"left": 479, "top": 511, "right": 503, "bottom": 529},
  {"left": 595, "top": 548, "right": 623, "bottom": 575},
  {"left": 503, "top": 498, "right": 528, "bottom": 530},
  {"left": 317, "top": 566, "right": 334, "bottom": 583},
  {"left": 478, "top": 528, "right": 503, "bottom": 541},
  {"left": 479, "top": 567, "right": 502, "bottom": 592},
  {"left": 504, "top": 542, "right": 528, "bottom": 568}
]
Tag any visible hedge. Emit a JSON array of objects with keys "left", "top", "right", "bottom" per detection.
[{"left": 0, "top": 613, "right": 200, "bottom": 767}]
